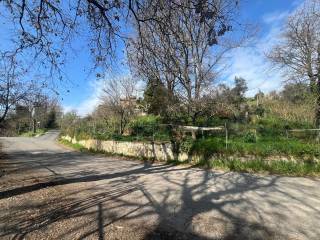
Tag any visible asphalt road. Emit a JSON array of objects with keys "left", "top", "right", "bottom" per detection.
[{"left": 0, "top": 130, "right": 320, "bottom": 240}]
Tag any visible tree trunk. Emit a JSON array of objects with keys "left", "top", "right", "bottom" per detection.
[
  {"left": 315, "top": 97, "right": 320, "bottom": 142},
  {"left": 316, "top": 96, "right": 320, "bottom": 128},
  {"left": 32, "top": 118, "right": 36, "bottom": 134},
  {"left": 0, "top": 80, "right": 10, "bottom": 124},
  {"left": 0, "top": 105, "right": 9, "bottom": 124},
  {"left": 316, "top": 43, "right": 320, "bottom": 141},
  {"left": 315, "top": 77, "right": 320, "bottom": 141}
]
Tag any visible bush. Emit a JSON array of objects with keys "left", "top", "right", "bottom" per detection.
[
  {"left": 254, "top": 104, "right": 265, "bottom": 117},
  {"left": 129, "top": 115, "right": 160, "bottom": 137},
  {"left": 191, "top": 137, "right": 226, "bottom": 158},
  {"left": 180, "top": 137, "right": 195, "bottom": 154},
  {"left": 243, "top": 130, "right": 257, "bottom": 143},
  {"left": 75, "top": 130, "right": 91, "bottom": 141}
]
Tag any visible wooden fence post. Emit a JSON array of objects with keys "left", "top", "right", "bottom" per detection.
[
  {"left": 225, "top": 122, "right": 228, "bottom": 149},
  {"left": 152, "top": 124, "right": 155, "bottom": 142}
]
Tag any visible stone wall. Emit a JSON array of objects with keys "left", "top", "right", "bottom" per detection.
[
  {"left": 61, "top": 135, "right": 191, "bottom": 162},
  {"left": 61, "top": 135, "right": 314, "bottom": 163}
]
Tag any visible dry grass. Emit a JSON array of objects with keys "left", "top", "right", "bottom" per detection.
[{"left": 263, "top": 98, "right": 314, "bottom": 125}]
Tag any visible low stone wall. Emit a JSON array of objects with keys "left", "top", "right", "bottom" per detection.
[
  {"left": 61, "top": 135, "right": 190, "bottom": 162},
  {"left": 61, "top": 135, "right": 317, "bottom": 163}
]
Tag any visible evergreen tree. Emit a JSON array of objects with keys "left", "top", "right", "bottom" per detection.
[
  {"left": 232, "top": 76, "right": 248, "bottom": 110},
  {"left": 45, "top": 109, "right": 57, "bottom": 129},
  {"left": 143, "top": 79, "right": 171, "bottom": 116}
]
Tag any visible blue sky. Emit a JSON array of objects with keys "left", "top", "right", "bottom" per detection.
[{"left": 0, "top": 0, "right": 304, "bottom": 116}]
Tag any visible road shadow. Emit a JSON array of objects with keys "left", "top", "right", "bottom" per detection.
[
  {"left": 0, "top": 150, "right": 193, "bottom": 199},
  {"left": 1, "top": 148, "right": 320, "bottom": 239}
]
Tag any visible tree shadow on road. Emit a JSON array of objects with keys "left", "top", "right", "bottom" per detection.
[
  {"left": 0, "top": 150, "right": 192, "bottom": 199},
  {"left": 1, "top": 149, "right": 320, "bottom": 239}
]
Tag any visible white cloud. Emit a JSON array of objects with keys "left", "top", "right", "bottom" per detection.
[
  {"left": 226, "top": 24, "right": 284, "bottom": 96},
  {"left": 63, "top": 2, "right": 306, "bottom": 111},
  {"left": 62, "top": 78, "right": 105, "bottom": 117},
  {"left": 62, "top": 73, "right": 140, "bottom": 117},
  {"left": 62, "top": 105, "right": 74, "bottom": 114},
  {"left": 225, "top": 1, "right": 304, "bottom": 97},
  {"left": 262, "top": 11, "right": 289, "bottom": 24}
]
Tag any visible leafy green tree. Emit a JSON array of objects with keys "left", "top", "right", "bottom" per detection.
[{"left": 143, "top": 78, "right": 173, "bottom": 116}]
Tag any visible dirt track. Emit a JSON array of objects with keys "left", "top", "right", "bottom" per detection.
[{"left": 0, "top": 130, "right": 320, "bottom": 239}]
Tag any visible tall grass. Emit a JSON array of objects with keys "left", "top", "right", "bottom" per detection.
[
  {"left": 191, "top": 136, "right": 320, "bottom": 158},
  {"left": 263, "top": 99, "right": 314, "bottom": 125}
]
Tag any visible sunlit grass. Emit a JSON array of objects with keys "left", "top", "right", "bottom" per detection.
[
  {"left": 191, "top": 136, "right": 320, "bottom": 158},
  {"left": 59, "top": 139, "right": 87, "bottom": 151},
  {"left": 20, "top": 129, "right": 47, "bottom": 137},
  {"left": 195, "top": 158, "right": 320, "bottom": 176}
]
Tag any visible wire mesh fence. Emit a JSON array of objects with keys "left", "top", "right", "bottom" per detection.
[{"left": 61, "top": 119, "right": 320, "bottom": 148}]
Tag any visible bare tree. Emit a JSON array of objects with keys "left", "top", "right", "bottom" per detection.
[
  {"left": 101, "top": 76, "right": 137, "bottom": 134},
  {"left": 0, "top": 53, "right": 36, "bottom": 124},
  {"left": 268, "top": 0, "right": 320, "bottom": 126},
  {"left": 26, "top": 92, "right": 61, "bottom": 133},
  {"left": 1, "top": 0, "right": 239, "bottom": 79},
  {"left": 128, "top": 0, "right": 249, "bottom": 124},
  {"left": 60, "top": 111, "right": 79, "bottom": 136}
]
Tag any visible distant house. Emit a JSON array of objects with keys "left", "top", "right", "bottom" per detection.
[{"left": 120, "top": 96, "right": 137, "bottom": 108}]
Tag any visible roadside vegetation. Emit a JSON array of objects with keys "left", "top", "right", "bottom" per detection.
[
  {"left": 59, "top": 139, "right": 87, "bottom": 152},
  {"left": 59, "top": 78, "right": 320, "bottom": 176},
  {"left": 20, "top": 129, "right": 47, "bottom": 137},
  {"left": 60, "top": 130, "right": 320, "bottom": 177},
  {"left": 61, "top": 0, "right": 320, "bottom": 177},
  {"left": 196, "top": 159, "right": 320, "bottom": 177},
  {"left": 0, "top": 95, "right": 61, "bottom": 137},
  {"left": 1, "top": 0, "right": 319, "bottom": 176}
]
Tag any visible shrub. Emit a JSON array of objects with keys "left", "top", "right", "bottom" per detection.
[
  {"left": 129, "top": 115, "right": 160, "bottom": 137},
  {"left": 180, "top": 137, "right": 195, "bottom": 154},
  {"left": 254, "top": 104, "right": 265, "bottom": 117},
  {"left": 191, "top": 137, "right": 226, "bottom": 158},
  {"left": 243, "top": 130, "right": 257, "bottom": 143}
]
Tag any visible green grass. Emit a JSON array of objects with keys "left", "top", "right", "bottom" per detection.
[
  {"left": 59, "top": 139, "right": 87, "bottom": 152},
  {"left": 20, "top": 129, "right": 47, "bottom": 137},
  {"left": 191, "top": 136, "right": 320, "bottom": 159},
  {"left": 195, "top": 158, "right": 320, "bottom": 176},
  {"left": 59, "top": 138, "right": 320, "bottom": 177},
  {"left": 63, "top": 131, "right": 171, "bottom": 143}
]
